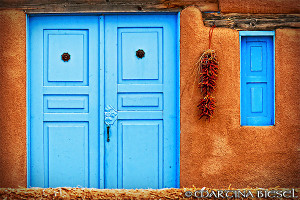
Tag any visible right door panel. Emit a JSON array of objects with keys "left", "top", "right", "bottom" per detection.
[{"left": 104, "top": 14, "right": 179, "bottom": 189}]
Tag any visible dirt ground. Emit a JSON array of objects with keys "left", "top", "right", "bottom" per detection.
[{"left": 0, "top": 187, "right": 298, "bottom": 199}]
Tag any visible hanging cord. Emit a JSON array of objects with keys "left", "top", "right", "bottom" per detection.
[
  {"left": 208, "top": 24, "right": 216, "bottom": 49},
  {"left": 181, "top": 25, "right": 217, "bottom": 97},
  {"left": 196, "top": 24, "right": 219, "bottom": 120}
]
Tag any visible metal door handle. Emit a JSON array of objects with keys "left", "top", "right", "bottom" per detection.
[
  {"left": 107, "top": 125, "right": 110, "bottom": 142},
  {"left": 104, "top": 105, "right": 117, "bottom": 143}
]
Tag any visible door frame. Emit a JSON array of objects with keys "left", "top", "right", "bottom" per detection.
[{"left": 26, "top": 13, "right": 180, "bottom": 189}]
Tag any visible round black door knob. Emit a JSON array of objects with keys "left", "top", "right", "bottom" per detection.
[
  {"left": 61, "top": 52, "right": 71, "bottom": 62},
  {"left": 136, "top": 49, "right": 145, "bottom": 59}
]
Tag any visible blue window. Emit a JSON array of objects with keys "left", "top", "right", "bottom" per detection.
[{"left": 240, "top": 31, "right": 275, "bottom": 126}]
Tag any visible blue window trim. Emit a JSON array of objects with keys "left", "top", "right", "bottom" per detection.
[
  {"left": 239, "top": 31, "right": 275, "bottom": 126},
  {"left": 239, "top": 31, "right": 275, "bottom": 36},
  {"left": 176, "top": 12, "right": 180, "bottom": 188},
  {"left": 26, "top": 13, "right": 30, "bottom": 187}
]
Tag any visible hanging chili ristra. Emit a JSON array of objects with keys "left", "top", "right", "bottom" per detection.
[{"left": 197, "top": 25, "right": 219, "bottom": 120}]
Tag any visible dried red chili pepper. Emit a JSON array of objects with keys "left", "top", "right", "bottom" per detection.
[{"left": 197, "top": 49, "right": 219, "bottom": 120}]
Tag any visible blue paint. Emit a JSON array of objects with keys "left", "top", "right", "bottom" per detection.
[
  {"left": 44, "top": 122, "right": 89, "bottom": 187},
  {"left": 119, "top": 28, "right": 162, "bottom": 81},
  {"left": 104, "top": 14, "right": 178, "bottom": 189},
  {"left": 176, "top": 12, "right": 180, "bottom": 188},
  {"left": 99, "top": 16, "right": 105, "bottom": 189},
  {"left": 250, "top": 46, "right": 263, "bottom": 72},
  {"left": 26, "top": 14, "right": 30, "bottom": 188},
  {"left": 240, "top": 34, "right": 274, "bottom": 126},
  {"left": 120, "top": 93, "right": 162, "bottom": 109},
  {"left": 28, "top": 14, "right": 179, "bottom": 189},
  {"left": 29, "top": 15, "right": 100, "bottom": 188},
  {"left": 44, "top": 95, "right": 88, "bottom": 111},
  {"left": 119, "top": 121, "right": 163, "bottom": 189},
  {"left": 239, "top": 31, "right": 275, "bottom": 36},
  {"left": 251, "top": 87, "right": 263, "bottom": 113}
]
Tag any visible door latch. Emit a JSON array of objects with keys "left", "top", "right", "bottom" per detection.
[
  {"left": 104, "top": 105, "right": 117, "bottom": 142},
  {"left": 106, "top": 125, "right": 110, "bottom": 142}
]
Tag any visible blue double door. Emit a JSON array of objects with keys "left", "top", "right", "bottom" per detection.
[{"left": 29, "top": 14, "right": 179, "bottom": 189}]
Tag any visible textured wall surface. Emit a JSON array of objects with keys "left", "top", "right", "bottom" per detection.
[
  {"left": 0, "top": 6, "right": 299, "bottom": 188},
  {"left": 180, "top": 6, "right": 300, "bottom": 188},
  {"left": 219, "top": 0, "right": 300, "bottom": 14},
  {"left": 0, "top": 10, "right": 27, "bottom": 187}
]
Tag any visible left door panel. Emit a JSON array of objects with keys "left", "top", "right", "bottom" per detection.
[{"left": 29, "top": 16, "right": 100, "bottom": 188}]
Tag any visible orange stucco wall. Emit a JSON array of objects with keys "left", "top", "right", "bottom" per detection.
[
  {"left": 0, "top": 7, "right": 299, "bottom": 188},
  {"left": 180, "top": 7, "right": 300, "bottom": 188},
  {"left": 0, "top": 10, "right": 27, "bottom": 187}
]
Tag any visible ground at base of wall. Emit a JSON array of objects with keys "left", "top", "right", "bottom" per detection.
[{"left": 0, "top": 187, "right": 298, "bottom": 199}]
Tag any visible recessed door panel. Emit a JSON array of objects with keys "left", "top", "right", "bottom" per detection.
[
  {"left": 44, "top": 95, "right": 89, "bottom": 113},
  {"left": 44, "top": 30, "right": 89, "bottom": 86},
  {"left": 246, "top": 41, "right": 267, "bottom": 77},
  {"left": 118, "top": 120, "right": 163, "bottom": 189},
  {"left": 44, "top": 122, "right": 88, "bottom": 188},
  {"left": 118, "top": 93, "right": 162, "bottom": 111},
  {"left": 118, "top": 28, "right": 162, "bottom": 83}
]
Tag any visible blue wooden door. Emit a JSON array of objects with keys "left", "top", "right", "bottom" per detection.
[
  {"left": 29, "top": 14, "right": 179, "bottom": 189},
  {"left": 104, "top": 14, "right": 179, "bottom": 189},
  {"left": 29, "top": 16, "right": 100, "bottom": 188}
]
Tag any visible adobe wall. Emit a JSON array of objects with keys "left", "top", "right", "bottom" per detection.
[
  {"left": 0, "top": 10, "right": 27, "bottom": 187},
  {"left": 219, "top": 0, "right": 300, "bottom": 14},
  {"left": 0, "top": 6, "right": 299, "bottom": 188},
  {"left": 180, "top": 6, "right": 300, "bottom": 188}
]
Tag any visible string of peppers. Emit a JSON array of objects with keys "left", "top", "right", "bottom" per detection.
[{"left": 197, "top": 25, "right": 219, "bottom": 120}]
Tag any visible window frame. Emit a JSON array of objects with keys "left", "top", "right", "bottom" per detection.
[{"left": 239, "top": 31, "right": 275, "bottom": 126}]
